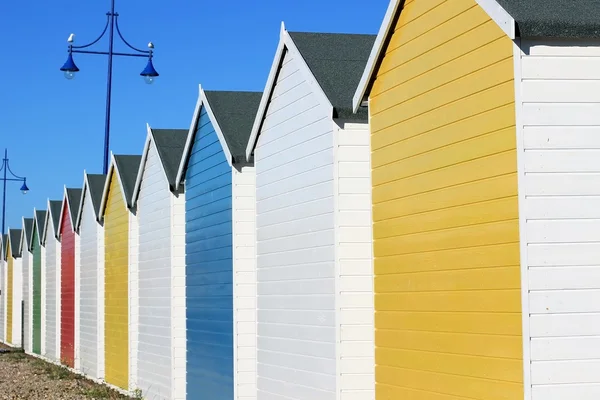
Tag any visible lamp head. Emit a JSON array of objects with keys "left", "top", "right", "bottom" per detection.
[
  {"left": 60, "top": 52, "right": 79, "bottom": 80},
  {"left": 20, "top": 181, "right": 29, "bottom": 195},
  {"left": 140, "top": 57, "right": 159, "bottom": 84}
]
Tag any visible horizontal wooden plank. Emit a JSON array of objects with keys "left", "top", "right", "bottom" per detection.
[
  {"left": 376, "top": 329, "right": 522, "bottom": 359},
  {"left": 523, "top": 39, "right": 600, "bottom": 56},
  {"left": 522, "top": 56, "right": 600, "bottom": 79},
  {"left": 528, "top": 243, "right": 600, "bottom": 267},
  {"left": 530, "top": 289, "right": 600, "bottom": 313},
  {"left": 525, "top": 173, "right": 600, "bottom": 196},
  {"left": 375, "top": 289, "right": 521, "bottom": 312},
  {"left": 526, "top": 196, "right": 600, "bottom": 220},
  {"left": 375, "top": 266, "right": 520, "bottom": 293},
  {"left": 532, "top": 383, "right": 600, "bottom": 400},
  {"left": 375, "top": 242, "right": 520, "bottom": 276},
  {"left": 530, "top": 267, "right": 600, "bottom": 290},
  {"left": 523, "top": 80, "right": 600, "bottom": 103},
  {"left": 524, "top": 150, "right": 600, "bottom": 173},
  {"left": 376, "top": 347, "right": 523, "bottom": 383},
  {"left": 525, "top": 126, "right": 600, "bottom": 150},
  {"left": 531, "top": 359, "right": 600, "bottom": 384},
  {"left": 531, "top": 313, "right": 600, "bottom": 337},
  {"left": 527, "top": 219, "right": 600, "bottom": 244},
  {"left": 523, "top": 103, "right": 600, "bottom": 126},
  {"left": 532, "top": 336, "right": 600, "bottom": 361},
  {"left": 374, "top": 196, "right": 518, "bottom": 239},
  {"left": 376, "top": 365, "right": 523, "bottom": 400},
  {"left": 374, "top": 219, "right": 519, "bottom": 257}
]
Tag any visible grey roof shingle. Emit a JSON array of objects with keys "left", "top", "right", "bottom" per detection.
[
  {"left": 497, "top": 0, "right": 600, "bottom": 39},
  {"left": 151, "top": 129, "right": 188, "bottom": 187},
  {"left": 35, "top": 210, "right": 47, "bottom": 242},
  {"left": 87, "top": 174, "right": 106, "bottom": 219},
  {"left": 66, "top": 188, "right": 82, "bottom": 228},
  {"left": 288, "top": 32, "right": 376, "bottom": 121},
  {"left": 114, "top": 155, "right": 142, "bottom": 208},
  {"left": 35, "top": 210, "right": 48, "bottom": 241},
  {"left": 49, "top": 200, "right": 62, "bottom": 238},
  {"left": 9, "top": 229, "right": 21, "bottom": 257},
  {"left": 23, "top": 218, "right": 34, "bottom": 250},
  {"left": 203, "top": 91, "right": 262, "bottom": 163}
]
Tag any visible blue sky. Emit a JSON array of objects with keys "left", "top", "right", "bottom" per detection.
[{"left": 0, "top": 0, "right": 387, "bottom": 231}]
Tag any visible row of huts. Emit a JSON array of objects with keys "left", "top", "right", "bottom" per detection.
[{"left": 1, "top": 0, "right": 600, "bottom": 399}]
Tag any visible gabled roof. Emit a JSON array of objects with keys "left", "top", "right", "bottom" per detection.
[
  {"left": 58, "top": 187, "right": 82, "bottom": 234},
  {"left": 99, "top": 153, "right": 142, "bottom": 216},
  {"left": 246, "top": 23, "right": 374, "bottom": 159},
  {"left": 75, "top": 172, "right": 107, "bottom": 229},
  {"left": 133, "top": 126, "right": 188, "bottom": 203},
  {"left": 35, "top": 209, "right": 47, "bottom": 245},
  {"left": 46, "top": 200, "right": 63, "bottom": 242},
  {"left": 9, "top": 229, "right": 22, "bottom": 258},
  {"left": 175, "top": 88, "right": 261, "bottom": 186},
  {"left": 23, "top": 217, "right": 34, "bottom": 252}
]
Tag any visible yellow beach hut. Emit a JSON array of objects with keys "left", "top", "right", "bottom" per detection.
[{"left": 98, "top": 153, "right": 141, "bottom": 392}]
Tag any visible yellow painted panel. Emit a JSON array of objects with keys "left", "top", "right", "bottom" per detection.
[
  {"left": 390, "top": 0, "right": 471, "bottom": 49},
  {"left": 374, "top": 39, "right": 512, "bottom": 132},
  {"left": 379, "top": 5, "right": 491, "bottom": 76},
  {"left": 377, "top": 329, "right": 522, "bottom": 359},
  {"left": 376, "top": 290, "right": 521, "bottom": 313},
  {"left": 375, "top": 266, "right": 520, "bottom": 293},
  {"left": 377, "top": 367, "right": 524, "bottom": 400},
  {"left": 372, "top": 81, "right": 514, "bottom": 150},
  {"left": 375, "top": 219, "right": 519, "bottom": 257},
  {"left": 377, "top": 347, "right": 522, "bottom": 382},
  {"left": 373, "top": 173, "right": 517, "bottom": 222},
  {"left": 374, "top": 57, "right": 513, "bottom": 121},
  {"left": 376, "top": 311, "right": 522, "bottom": 335},
  {"left": 369, "top": 0, "right": 521, "bottom": 397},
  {"left": 375, "top": 20, "right": 505, "bottom": 96},
  {"left": 104, "top": 170, "right": 129, "bottom": 390},
  {"left": 376, "top": 243, "right": 520, "bottom": 275},
  {"left": 373, "top": 151, "right": 517, "bottom": 205},
  {"left": 372, "top": 104, "right": 514, "bottom": 169},
  {"left": 375, "top": 196, "right": 518, "bottom": 239},
  {"left": 373, "top": 127, "right": 516, "bottom": 187},
  {"left": 6, "top": 245, "right": 12, "bottom": 344}
]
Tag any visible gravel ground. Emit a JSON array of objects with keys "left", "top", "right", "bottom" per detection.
[{"left": 0, "top": 344, "right": 132, "bottom": 400}]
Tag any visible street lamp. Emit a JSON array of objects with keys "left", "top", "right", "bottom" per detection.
[
  {"left": 59, "top": 0, "right": 159, "bottom": 175},
  {"left": 0, "top": 149, "right": 29, "bottom": 235}
]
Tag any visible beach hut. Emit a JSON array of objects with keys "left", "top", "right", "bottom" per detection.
[
  {"left": 0, "top": 234, "right": 5, "bottom": 342},
  {"left": 352, "top": 0, "right": 600, "bottom": 398},
  {"left": 6, "top": 229, "right": 23, "bottom": 347},
  {"left": 99, "top": 154, "right": 142, "bottom": 391},
  {"left": 34, "top": 209, "right": 47, "bottom": 356},
  {"left": 73, "top": 172, "right": 106, "bottom": 379},
  {"left": 244, "top": 24, "right": 376, "bottom": 399},
  {"left": 57, "top": 187, "right": 81, "bottom": 368},
  {"left": 43, "top": 199, "right": 63, "bottom": 362},
  {"left": 21, "top": 218, "right": 34, "bottom": 353},
  {"left": 27, "top": 212, "right": 43, "bottom": 356},
  {"left": 130, "top": 126, "right": 187, "bottom": 399},
  {"left": 176, "top": 87, "right": 261, "bottom": 398}
]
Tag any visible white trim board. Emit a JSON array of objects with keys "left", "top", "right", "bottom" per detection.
[
  {"left": 245, "top": 21, "right": 333, "bottom": 161},
  {"left": 174, "top": 84, "right": 235, "bottom": 189},
  {"left": 351, "top": 0, "right": 516, "bottom": 112},
  {"left": 57, "top": 186, "right": 78, "bottom": 235}
]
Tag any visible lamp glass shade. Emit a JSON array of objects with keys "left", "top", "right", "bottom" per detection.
[
  {"left": 60, "top": 53, "right": 80, "bottom": 73},
  {"left": 140, "top": 58, "right": 159, "bottom": 78},
  {"left": 20, "top": 181, "right": 29, "bottom": 194}
]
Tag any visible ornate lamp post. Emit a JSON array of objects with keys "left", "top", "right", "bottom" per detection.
[{"left": 59, "top": 0, "right": 159, "bottom": 174}]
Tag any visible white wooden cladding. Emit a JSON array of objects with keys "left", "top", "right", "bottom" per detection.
[{"left": 520, "top": 38, "right": 600, "bottom": 400}]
